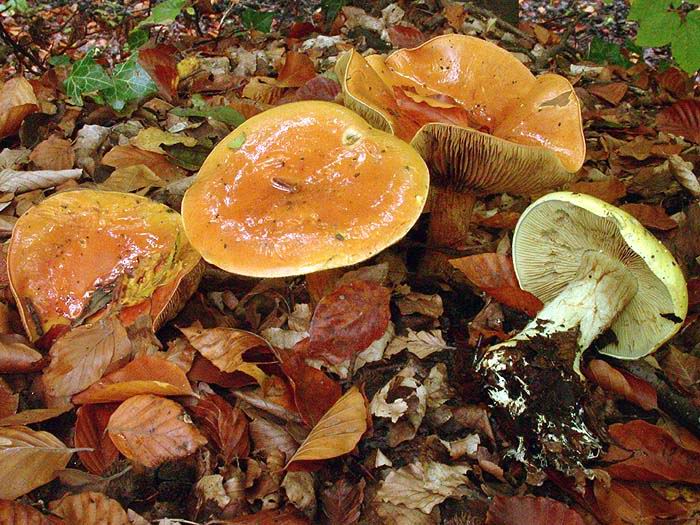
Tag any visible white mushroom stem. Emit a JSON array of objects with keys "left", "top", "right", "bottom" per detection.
[{"left": 488, "top": 250, "right": 639, "bottom": 375}]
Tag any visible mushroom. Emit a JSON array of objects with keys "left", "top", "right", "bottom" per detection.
[
  {"left": 8, "top": 189, "right": 203, "bottom": 342},
  {"left": 181, "top": 100, "right": 430, "bottom": 277},
  {"left": 336, "top": 35, "right": 585, "bottom": 247}
]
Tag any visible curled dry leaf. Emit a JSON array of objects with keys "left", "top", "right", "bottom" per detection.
[
  {"left": 593, "top": 479, "right": 688, "bottom": 525},
  {"left": 137, "top": 45, "right": 179, "bottom": 102},
  {"left": 101, "top": 145, "right": 186, "bottom": 181},
  {"left": 395, "top": 292, "right": 443, "bottom": 318},
  {"left": 0, "top": 77, "right": 39, "bottom": 140},
  {"left": 0, "top": 168, "right": 82, "bottom": 193},
  {"left": 73, "top": 354, "right": 194, "bottom": 404},
  {"left": 249, "top": 417, "right": 299, "bottom": 460},
  {"left": 485, "top": 495, "right": 585, "bottom": 525},
  {"left": 307, "top": 280, "right": 391, "bottom": 365},
  {"left": 74, "top": 403, "right": 120, "bottom": 475},
  {"left": 376, "top": 461, "right": 469, "bottom": 514},
  {"left": 287, "top": 386, "right": 368, "bottom": 470},
  {"left": 28, "top": 135, "right": 75, "bottom": 171},
  {"left": 107, "top": 394, "right": 207, "bottom": 468},
  {"left": 619, "top": 203, "right": 677, "bottom": 231},
  {"left": 586, "top": 359, "right": 658, "bottom": 411},
  {"left": 667, "top": 154, "right": 700, "bottom": 198},
  {"left": 0, "top": 334, "right": 43, "bottom": 373},
  {"left": 0, "top": 405, "right": 72, "bottom": 427},
  {"left": 49, "top": 491, "right": 128, "bottom": 525},
  {"left": 321, "top": 478, "right": 365, "bottom": 525},
  {"left": 385, "top": 329, "right": 450, "bottom": 359},
  {"left": 282, "top": 471, "right": 317, "bottom": 515},
  {"left": 277, "top": 51, "right": 317, "bottom": 88},
  {"left": 0, "top": 499, "right": 61, "bottom": 525},
  {"left": 0, "top": 425, "right": 73, "bottom": 499},
  {"left": 449, "top": 253, "right": 543, "bottom": 316},
  {"left": 190, "top": 392, "right": 249, "bottom": 464},
  {"left": 656, "top": 99, "right": 700, "bottom": 144},
  {"left": 42, "top": 317, "right": 133, "bottom": 399}
]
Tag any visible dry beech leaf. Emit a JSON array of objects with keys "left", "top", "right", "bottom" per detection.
[
  {"left": 395, "top": 292, "right": 443, "bottom": 318},
  {"left": 0, "top": 425, "right": 73, "bottom": 499},
  {"left": 49, "top": 491, "right": 128, "bottom": 525},
  {"left": 385, "top": 329, "right": 450, "bottom": 359},
  {"left": 0, "top": 406, "right": 72, "bottom": 427},
  {"left": 588, "top": 82, "right": 628, "bottom": 105},
  {"left": 387, "top": 25, "right": 427, "bottom": 49},
  {"left": 0, "top": 378, "right": 18, "bottom": 420},
  {"left": 0, "top": 334, "right": 44, "bottom": 373},
  {"left": 249, "top": 418, "right": 299, "bottom": 460},
  {"left": 586, "top": 359, "right": 658, "bottom": 411},
  {"left": 593, "top": 479, "right": 688, "bottom": 525},
  {"left": 307, "top": 280, "right": 391, "bottom": 365},
  {"left": 485, "top": 495, "right": 585, "bottom": 525},
  {"left": 655, "top": 66, "right": 691, "bottom": 98},
  {"left": 98, "top": 165, "right": 166, "bottom": 193},
  {"left": 566, "top": 178, "right": 626, "bottom": 203},
  {"left": 190, "top": 392, "right": 249, "bottom": 464},
  {"left": 29, "top": 135, "right": 75, "bottom": 171},
  {"left": 449, "top": 254, "right": 543, "bottom": 316},
  {"left": 282, "top": 471, "right": 316, "bottom": 515},
  {"left": 619, "top": 203, "right": 677, "bottom": 231},
  {"left": 107, "top": 394, "right": 206, "bottom": 468},
  {"left": 667, "top": 154, "right": 700, "bottom": 198},
  {"left": 656, "top": 99, "right": 700, "bottom": 144},
  {"left": 661, "top": 346, "right": 700, "bottom": 400},
  {"left": 277, "top": 51, "right": 317, "bottom": 88},
  {"left": 294, "top": 75, "right": 341, "bottom": 102},
  {"left": 0, "top": 168, "right": 82, "bottom": 193},
  {"left": 376, "top": 461, "right": 469, "bottom": 514},
  {"left": 0, "top": 77, "right": 39, "bottom": 140},
  {"left": 73, "top": 355, "right": 194, "bottom": 404},
  {"left": 137, "top": 45, "right": 179, "bottom": 103},
  {"left": 286, "top": 386, "right": 367, "bottom": 470},
  {"left": 74, "top": 403, "right": 119, "bottom": 475},
  {"left": 219, "top": 508, "right": 310, "bottom": 524},
  {"left": 101, "top": 145, "right": 186, "bottom": 181},
  {"left": 131, "top": 127, "right": 197, "bottom": 154},
  {"left": 42, "top": 318, "right": 133, "bottom": 399},
  {"left": 321, "top": 478, "right": 365, "bottom": 525},
  {"left": 0, "top": 499, "right": 61, "bottom": 525}
]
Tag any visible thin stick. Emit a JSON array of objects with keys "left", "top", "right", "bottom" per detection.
[
  {"left": 460, "top": 1, "right": 535, "bottom": 43},
  {"left": 0, "top": 22, "right": 45, "bottom": 72}
]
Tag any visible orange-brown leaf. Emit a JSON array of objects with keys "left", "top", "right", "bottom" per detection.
[
  {"left": 189, "top": 392, "right": 249, "bottom": 464},
  {"left": 286, "top": 386, "right": 367, "bottom": 470},
  {"left": 593, "top": 479, "right": 688, "bottom": 525},
  {"left": 566, "top": 178, "right": 626, "bottom": 203},
  {"left": 294, "top": 75, "right": 341, "bottom": 102},
  {"left": 0, "top": 378, "right": 18, "bottom": 420},
  {"left": 137, "top": 45, "right": 179, "bottom": 103},
  {"left": 655, "top": 66, "right": 691, "bottom": 98},
  {"left": 0, "top": 499, "right": 62, "bottom": 524},
  {"left": 29, "top": 135, "right": 75, "bottom": 171},
  {"left": 74, "top": 404, "right": 119, "bottom": 475},
  {"left": 588, "top": 82, "right": 628, "bottom": 105},
  {"left": 387, "top": 25, "right": 427, "bottom": 49},
  {"left": 586, "top": 359, "right": 658, "bottom": 411},
  {"left": 0, "top": 334, "right": 44, "bottom": 373},
  {"left": 277, "top": 51, "right": 317, "bottom": 88},
  {"left": 321, "top": 478, "right": 365, "bottom": 525},
  {"left": 73, "top": 355, "right": 193, "bottom": 404},
  {"left": 107, "top": 394, "right": 206, "bottom": 468},
  {"left": 221, "top": 509, "right": 310, "bottom": 525},
  {"left": 449, "top": 253, "right": 543, "bottom": 317},
  {"left": 620, "top": 203, "right": 677, "bottom": 231},
  {"left": 656, "top": 99, "right": 700, "bottom": 144},
  {"left": 0, "top": 406, "right": 72, "bottom": 427},
  {"left": 49, "top": 491, "right": 128, "bottom": 525},
  {"left": 660, "top": 346, "right": 700, "bottom": 400},
  {"left": 101, "top": 145, "right": 186, "bottom": 181},
  {"left": 486, "top": 495, "right": 585, "bottom": 525},
  {"left": 0, "top": 77, "right": 39, "bottom": 139}
]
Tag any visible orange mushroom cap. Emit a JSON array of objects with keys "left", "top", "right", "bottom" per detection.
[
  {"left": 336, "top": 35, "right": 585, "bottom": 195},
  {"left": 181, "top": 101, "right": 430, "bottom": 277},
  {"left": 8, "top": 189, "right": 201, "bottom": 341}
]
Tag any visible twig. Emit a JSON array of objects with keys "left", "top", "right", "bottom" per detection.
[
  {"left": 0, "top": 22, "right": 45, "bottom": 73},
  {"left": 534, "top": 13, "right": 582, "bottom": 70},
  {"left": 459, "top": 1, "right": 535, "bottom": 43}
]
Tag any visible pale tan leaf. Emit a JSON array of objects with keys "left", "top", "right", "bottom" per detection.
[
  {"left": 0, "top": 406, "right": 72, "bottom": 427},
  {"left": 0, "top": 168, "right": 82, "bottom": 193},
  {"left": 107, "top": 394, "right": 206, "bottom": 468},
  {"left": 0, "top": 499, "right": 60, "bottom": 524},
  {"left": 131, "top": 127, "right": 197, "bottom": 154},
  {"left": 97, "top": 165, "right": 166, "bottom": 193},
  {"left": 385, "top": 329, "right": 450, "bottom": 359},
  {"left": 0, "top": 77, "right": 38, "bottom": 140},
  {"left": 668, "top": 154, "right": 700, "bottom": 198},
  {"left": 42, "top": 318, "right": 132, "bottom": 398},
  {"left": 49, "top": 491, "right": 128, "bottom": 525},
  {"left": 29, "top": 135, "right": 75, "bottom": 171},
  {"left": 0, "top": 425, "right": 73, "bottom": 499}
]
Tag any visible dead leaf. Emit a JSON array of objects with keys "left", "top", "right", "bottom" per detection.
[
  {"left": 655, "top": 66, "right": 691, "bottom": 98},
  {"left": 190, "top": 392, "right": 249, "bottom": 464},
  {"left": 376, "top": 461, "right": 469, "bottom": 514},
  {"left": 449, "top": 254, "right": 543, "bottom": 316},
  {"left": 395, "top": 292, "right": 443, "bottom": 318},
  {"left": 620, "top": 203, "right": 677, "bottom": 231},
  {"left": 321, "top": 478, "right": 365, "bottom": 525},
  {"left": 588, "top": 82, "right": 628, "bottom": 105},
  {"left": 101, "top": 145, "right": 186, "bottom": 181},
  {"left": 485, "top": 495, "right": 585, "bottom": 525},
  {"left": 657, "top": 99, "right": 700, "bottom": 143},
  {"left": 566, "top": 178, "right": 626, "bottom": 203},
  {"left": 593, "top": 479, "right": 688, "bottom": 525},
  {"left": 107, "top": 394, "right": 206, "bottom": 467},
  {"left": 0, "top": 379, "right": 18, "bottom": 420},
  {"left": 443, "top": 4, "right": 467, "bottom": 30},
  {"left": 0, "top": 168, "right": 82, "bottom": 193},
  {"left": 218, "top": 509, "right": 310, "bottom": 524},
  {"left": 294, "top": 75, "right": 341, "bottom": 102},
  {"left": 586, "top": 359, "right": 658, "bottom": 411},
  {"left": 287, "top": 386, "right": 367, "bottom": 470},
  {"left": 242, "top": 77, "right": 285, "bottom": 105},
  {"left": 0, "top": 77, "right": 39, "bottom": 139},
  {"left": 307, "top": 280, "right": 391, "bottom": 365},
  {"left": 0, "top": 499, "right": 60, "bottom": 524},
  {"left": 0, "top": 406, "right": 72, "bottom": 427},
  {"left": 387, "top": 25, "right": 427, "bottom": 49},
  {"left": 277, "top": 51, "right": 317, "bottom": 88},
  {"left": 73, "top": 354, "right": 194, "bottom": 404},
  {"left": 49, "top": 491, "right": 128, "bottom": 525},
  {"left": 533, "top": 25, "right": 552, "bottom": 45},
  {"left": 0, "top": 425, "right": 73, "bottom": 499},
  {"left": 282, "top": 471, "right": 316, "bottom": 515},
  {"left": 97, "top": 164, "right": 166, "bottom": 193},
  {"left": 74, "top": 403, "right": 119, "bottom": 475},
  {"left": 131, "top": 127, "right": 197, "bottom": 154},
  {"left": 29, "top": 135, "right": 75, "bottom": 170},
  {"left": 249, "top": 417, "right": 299, "bottom": 460},
  {"left": 42, "top": 318, "right": 133, "bottom": 399},
  {"left": 660, "top": 346, "right": 700, "bottom": 401},
  {"left": 667, "top": 154, "right": 700, "bottom": 197},
  {"left": 385, "top": 329, "right": 450, "bottom": 359},
  {"left": 138, "top": 45, "right": 179, "bottom": 103},
  {"left": 0, "top": 334, "right": 43, "bottom": 373}
]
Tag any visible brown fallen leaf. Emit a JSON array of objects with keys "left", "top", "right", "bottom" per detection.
[
  {"left": 485, "top": 495, "right": 585, "bottom": 525},
  {"left": 387, "top": 25, "right": 427, "bottom": 49},
  {"left": 586, "top": 359, "right": 658, "bottom": 411},
  {"left": 29, "top": 135, "right": 75, "bottom": 171},
  {"left": 137, "top": 45, "right": 179, "bottom": 103},
  {"left": 449, "top": 253, "right": 543, "bottom": 316},
  {"left": 294, "top": 75, "right": 341, "bottom": 102},
  {"left": 0, "top": 77, "right": 39, "bottom": 139},
  {"left": 74, "top": 403, "right": 120, "bottom": 475},
  {"left": 219, "top": 508, "right": 310, "bottom": 524},
  {"left": 588, "top": 82, "right": 628, "bottom": 105},
  {"left": 655, "top": 66, "right": 691, "bottom": 98},
  {"left": 566, "top": 178, "right": 627, "bottom": 203},
  {"left": 656, "top": 99, "right": 700, "bottom": 144},
  {"left": 0, "top": 378, "right": 18, "bottom": 420},
  {"left": 0, "top": 333, "right": 44, "bottom": 373},
  {"left": 0, "top": 425, "right": 73, "bottom": 499},
  {"left": 101, "top": 145, "right": 186, "bottom": 181},
  {"left": 41, "top": 318, "right": 133, "bottom": 399},
  {"left": 277, "top": 51, "right": 317, "bottom": 88},
  {"left": 660, "top": 346, "right": 700, "bottom": 401},
  {"left": 49, "top": 491, "right": 128, "bottom": 525},
  {"left": 620, "top": 203, "right": 677, "bottom": 231},
  {"left": 249, "top": 417, "right": 299, "bottom": 460},
  {"left": 0, "top": 499, "right": 62, "bottom": 524},
  {"left": 0, "top": 405, "right": 72, "bottom": 427},
  {"left": 287, "top": 386, "right": 367, "bottom": 470},
  {"left": 190, "top": 392, "right": 249, "bottom": 464},
  {"left": 107, "top": 394, "right": 206, "bottom": 468},
  {"left": 593, "top": 479, "right": 688, "bottom": 524},
  {"left": 72, "top": 354, "right": 194, "bottom": 404}
]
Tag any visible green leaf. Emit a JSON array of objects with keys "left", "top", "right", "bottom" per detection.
[
  {"left": 102, "top": 54, "right": 158, "bottom": 111},
  {"left": 48, "top": 55, "right": 71, "bottom": 67},
  {"left": 241, "top": 8, "right": 275, "bottom": 33},
  {"left": 227, "top": 133, "right": 246, "bottom": 150},
  {"left": 162, "top": 143, "right": 211, "bottom": 170},
  {"left": 127, "top": 29, "right": 149, "bottom": 50},
  {"left": 136, "top": 0, "right": 187, "bottom": 29},
  {"left": 628, "top": 0, "right": 671, "bottom": 21},
  {"left": 624, "top": 38, "right": 644, "bottom": 55},
  {"left": 171, "top": 104, "right": 245, "bottom": 127},
  {"left": 635, "top": 9, "right": 680, "bottom": 47},
  {"left": 63, "top": 49, "right": 112, "bottom": 106},
  {"left": 671, "top": 10, "right": 700, "bottom": 73},
  {"left": 320, "top": 0, "right": 347, "bottom": 23},
  {"left": 587, "top": 37, "right": 631, "bottom": 67}
]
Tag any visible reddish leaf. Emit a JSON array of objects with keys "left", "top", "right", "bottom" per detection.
[
  {"left": 249, "top": 418, "right": 299, "bottom": 460},
  {"left": 221, "top": 509, "right": 310, "bottom": 524},
  {"left": 387, "top": 25, "right": 427, "bottom": 49},
  {"left": 0, "top": 77, "right": 39, "bottom": 139},
  {"left": 586, "top": 359, "right": 658, "bottom": 411},
  {"left": 473, "top": 211, "right": 521, "bottom": 229},
  {"left": 604, "top": 419, "right": 700, "bottom": 483},
  {"left": 593, "top": 479, "right": 688, "bottom": 525},
  {"left": 306, "top": 280, "right": 390, "bottom": 365},
  {"left": 588, "top": 82, "right": 628, "bottom": 105},
  {"left": 74, "top": 404, "right": 119, "bottom": 475},
  {"left": 189, "top": 392, "right": 249, "bottom": 463},
  {"left": 294, "top": 75, "right": 341, "bottom": 102},
  {"left": 277, "top": 51, "right": 317, "bottom": 88},
  {"left": 321, "top": 478, "right": 365, "bottom": 525},
  {"left": 137, "top": 45, "right": 179, "bottom": 102},
  {"left": 188, "top": 354, "right": 257, "bottom": 388},
  {"left": 566, "top": 178, "right": 626, "bottom": 203},
  {"left": 449, "top": 253, "right": 543, "bottom": 316},
  {"left": 0, "top": 334, "right": 44, "bottom": 373},
  {"left": 486, "top": 495, "right": 585, "bottom": 525},
  {"left": 655, "top": 66, "right": 691, "bottom": 98},
  {"left": 688, "top": 277, "right": 700, "bottom": 308},
  {"left": 287, "top": 21, "right": 317, "bottom": 39},
  {"left": 656, "top": 99, "right": 700, "bottom": 144},
  {"left": 620, "top": 203, "right": 677, "bottom": 231},
  {"left": 660, "top": 346, "right": 700, "bottom": 400},
  {"left": 0, "top": 499, "right": 62, "bottom": 524},
  {"left": 102, "top": 145, "right": 186, "bottom": 181}
]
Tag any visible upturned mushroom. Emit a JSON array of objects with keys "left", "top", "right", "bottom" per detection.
[
  {"left": 181, "top": 100, "right": 430, "bottom": 277},
  {"left": 8, "top": 189, "right": 202, "bottom": 342},
  {"left": 336, "top": 35, "right": 585, "bottom": 247}
]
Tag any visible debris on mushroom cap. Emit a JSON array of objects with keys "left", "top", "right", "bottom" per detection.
[
  {"left": 7, "top": 189, "right": 202, "bottom": 341},
  {"left": 512, "top": 191, "right": 688, "bottom": 360},
  {"left": 181, "top": 100, "right": 430, "bottom": 278}
]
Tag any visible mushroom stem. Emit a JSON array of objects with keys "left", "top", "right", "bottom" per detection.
[
  {"left": 490, "top": 250, "right": 639, "bottom": 373},
  {"left": 427, "top": 187, "right": 477, "bottom": 248}
]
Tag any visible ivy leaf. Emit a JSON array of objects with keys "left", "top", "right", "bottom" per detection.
[
  {"left": 587, "top": 37, "right": 630, "bottom": 67},
  {"left": 127, "top": 29, "right": 149, "bottom": 50},
  {"left": 321, "top": 0, "right": 347, "bottom": 23},
  {"left": 63, "top": 49, "right": 112, "bottom": 106},
  {"left": 49, "top": 55, "right": 71, "bottom": 67},
  {"left": 103, "top": 55, "right": 158, "bottom": 111},
  {"left": 241, "top": 8, "right": 275, "bottom": 33},
  {"left": 136, "top": 0, "right": 188, "bottom": 29},
  {"left": 672, "top": 11, "right": 700, "bottom": 73},
  {"left": 171, "top": 103, "right": 245, "bottom": 127}
]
